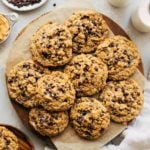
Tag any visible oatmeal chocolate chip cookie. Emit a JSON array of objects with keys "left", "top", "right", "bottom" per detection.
[
  {"left": 64, "top": 54, "right": 108, "bottom": 96},
  {"left": 95, "top": 35, "right": 140, "bottom": 80},
  {"left": 65, "top": 10, "right": 109, "bottom": 53},
  {"left": 7, "top": 60, "right": 48, "bottom": 108},
  {"left": 0, "top": 126, "right": 19, "bottom": 150},
  {"left": 70, "top": 97, "right": 110, "bottom": 140},
  {"left": 29, "top": 108, "right": 69, "bottom": 137},
  {"left": 30, "top": 23, "right": 73, "bottom": 67},
  {"left": 99, "top": 79, "right": 144, "bottom": 124},
  {"left": 37, "top": 71, "right": 76, "bottom": 111}
]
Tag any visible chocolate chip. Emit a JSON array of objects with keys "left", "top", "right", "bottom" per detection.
[
  {"left": 81, "top": 15, "right": 89, "bottom": 20},
  {"left": 123, "top": 50, "right": 127, "bottom": 55},
  {"left": 58, "top": 88, "right": 65, "bottom": 93},
  {"left": 48, "top": 121, "right": 54, "bottom": 126},
  {"left": 88, "top": 124, "right": 94, "bottom": 130},
  {"left": 94, "top": 67, "right": 98, "bottom": 71},
  {"left": 77, "top": 116, "right": 83, "bottom": 123},
  {"left": 79, "top": 110, "right": 90, "bottom": 116},
  {"left": 6, "top": 140, "right": 10, "bottom": 145},
  {"left": 7, "top": 79, "right": 13, "bottom": 84},
  {"left": 83, "top": 64, "right": 89, "bottom": 71},
  {"left": 46, "top": 45, "right": 51, "bottom": 48},
  {"left": 42, "top": 52, "right": 50, "bottom": 59},
  {"left": 85, "top": 131, "right": 91, "bottom": 136},
  {"left": 21, "top": 92, "right": 27, "bottom": 98},
  {"left": 137, "top": 92, "right": 140, "bottom": 96},
  {"left": 73, "top": 73, "right": 80, "bottom": 79},
  {"left": 53, "top": 3, "right": 56, "bottom": 7},
  {"left": 22, "top": 64, "right": 30, "bottom": 69},
  {"left": 100, "top": 128, "right": 105, "bottom": 133},
  {"left": 82, "top": 78, "right": 89, "bottom": 84},
  {"left": 109, "top": 43, "right": 114, "bottom": 47},
  {"left": 124, "top": 93, "right": 129, "bottom": 97}
]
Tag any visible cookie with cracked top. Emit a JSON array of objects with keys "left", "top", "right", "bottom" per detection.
[
  {"left": 37, "top": 71, "right": 76, "bottom": 111},
  {"left": 70, "top": 97, "right": 110, "bottom": 140},
  {"left": 64, "top": 54, "right": 108, "bottom": 96},
  {"left": 29, "top": 108, "right": 69, "bottom": 137},
  {"left": 65, "top": 10, "right": 109, "bottom": 53},
  {"left": 30, "top": 22, "right": 73, "bottom": 67},
  {"left": 7, "top": 60, "right": 49, "bottom": 108},
  {"left": 95, "top": 35, "right": 140, "bottom": 80},
  {"left": 99, "top": 79, "right": 144, "bottom": 124}
]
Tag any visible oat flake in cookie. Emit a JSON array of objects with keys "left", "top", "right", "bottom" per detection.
[
  {"left": 7, "top": 60, "right": 48, "bottom": 108},
  {"left": 37, "top": 71, "right": 76, "bottom": 111},
  {"left": 70, "top": 97, "right": 110, "bottom": 140},
  {"left": 29, "top": 108, "right": 69, "bottom": 137},
  {"left": 65, "top": 10, "right": 109, "bottom": 53},
  {"left": 30, "top": 22, "right": 72, "bottom": 67},
  {"left": 0, "top": 126, "right": 19, "bottom": 150},
  {"left": 64, "top": 54, "right": 108, "bottom": 96},
  {"left": 99, "top": 79, "right": 144, "bottom": 124},
  {"left": 95, "top": 35, "right": 140, "bottom": 80}
]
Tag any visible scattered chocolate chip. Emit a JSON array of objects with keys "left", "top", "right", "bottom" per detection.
[{"left": 53, "top": 3, "right": 56, "bottom": 7}]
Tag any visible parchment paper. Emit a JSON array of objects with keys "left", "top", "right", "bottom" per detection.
[{"left": 6, "top": 2, "right": 144, "bottom": 150}]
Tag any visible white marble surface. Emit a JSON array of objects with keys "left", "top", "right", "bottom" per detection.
[{"left": 0, "top": 0, "right": 150, "bottom": 149}]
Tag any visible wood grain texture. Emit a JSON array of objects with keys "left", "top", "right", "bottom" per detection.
[{"left": 6, "top": 11, "right": 144, "bottom": 150}]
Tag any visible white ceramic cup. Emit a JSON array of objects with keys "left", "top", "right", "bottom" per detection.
[{"left": 131, "top": 0, "right": 150, "bottom": 32}]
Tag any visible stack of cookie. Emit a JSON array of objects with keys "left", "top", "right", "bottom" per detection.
[{"left": 6, "top": 10, "right": 144, "bottom": 140}]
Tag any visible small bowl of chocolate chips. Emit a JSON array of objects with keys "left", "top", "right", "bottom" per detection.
[{"left": 2, "top": 0, "right": 48, "bottom": 11}]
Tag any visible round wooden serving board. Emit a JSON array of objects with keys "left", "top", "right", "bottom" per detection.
[{"left": 6, "top": 7, "right": 144, "bottom": 150}]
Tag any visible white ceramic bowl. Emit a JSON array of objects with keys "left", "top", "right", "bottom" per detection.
[{"left": 2, "top": 0, "right": 48, "bottom": 11}]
